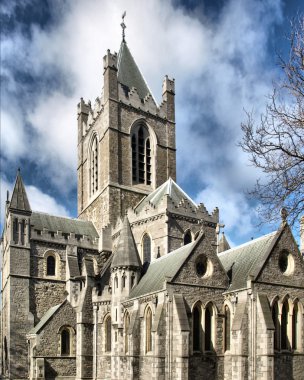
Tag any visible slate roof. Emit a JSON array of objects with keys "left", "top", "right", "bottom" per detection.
[
  {"left": 111, "top": 216, "right": 142, "bottom": 268},
  {"left": 31, "top": 212, "right": 99, "bottom": 238},
  {"left": 9, "top": 171, "right": 31, "bottom": 212},
  {"left": 135, "top": 178, "right": 197, "bottom": 213},
  {"left": 117, "top": 41, "right": 152, "bottom": 100},
  {"left": 218, "top": 231, "right": 278, "bottom": 291},
  {"left": 129, "top": 238, "right": 198, "bottom": 298},
  {"left": 29, "top": 302, "right": 64, "bottom": 335}
]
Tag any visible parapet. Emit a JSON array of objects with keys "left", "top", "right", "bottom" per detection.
[
  {"left": 103, "top": 49, "right": 118, "bottom": 70},
  {"left": 77, "top": 97, "right": 91, "bottom": 116},
  {"left": 162, "top": 75, "right": 175, "bottom": 95}
]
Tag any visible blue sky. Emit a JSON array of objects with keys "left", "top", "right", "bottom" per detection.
[{"left": 1, "top": 0, "right": 303, "bottom": 247}]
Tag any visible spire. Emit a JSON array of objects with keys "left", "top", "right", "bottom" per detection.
[
  {"left": 218, "top": 232, "right": 231, "bottom": 253},
  {"left": 111, "top": 215, "right": 142, "bottom": 269},
  {"left": 117, "top": 39, "right": 153, "bottom": 100},
  {"left": 9, "top": 169, "right": 31, "bottom": 213}
]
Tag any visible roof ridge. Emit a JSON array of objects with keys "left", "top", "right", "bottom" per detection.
[
  {"left": 218, "top": 231, "right": 277, "bottom": 257},
  {"left": 32, "top": 211, "right": 89, "bottom": 223}
]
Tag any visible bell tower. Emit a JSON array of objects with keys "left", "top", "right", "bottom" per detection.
[{"left": 77, "top": 21, "right": 176, "bottom": 232}]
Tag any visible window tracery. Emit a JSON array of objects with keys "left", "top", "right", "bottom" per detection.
[{"left": 131, "top": 124, "right": 152, "bottom": 185}]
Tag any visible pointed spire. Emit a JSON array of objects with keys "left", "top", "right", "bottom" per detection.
[
  {"left": 117, "top": 40, "right": 153, "bottom": 100},
  {"left": 9, "top": 169, "right": 31, "bottom": 213},
  {"left": 218, "top": 232, "right": 231, "bottom": 253},
  {"left": 111, "top": 215, "right": 142, "bottom": 269}
]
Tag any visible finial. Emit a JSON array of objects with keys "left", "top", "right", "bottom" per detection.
[
  {"left": 6, "top": 190, "right": 9, "bottom": 203},
  {"left": 18, "top": 167, "right": 21, "bottom": 173},
  {"left": 280, "top": 207, "right": 288, "bottom": 222},
  {"left": 121, "top": 11, "right": 126, "bottom": 42}
]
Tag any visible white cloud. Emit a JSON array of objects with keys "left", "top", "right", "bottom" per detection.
[
  {"left": 1, "top": 0, "right": 287, "bottom": 242},
  {"left": 0, "top": 177, "right": 70, "bottom": 224}
]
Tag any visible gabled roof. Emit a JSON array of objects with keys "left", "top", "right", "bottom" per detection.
[
  {"left": 218, "top": 231, "right": 278, "bottom": 291},
  {"left": 135, "top": 177, "right": 197, "bottom": 213},
  {"left": 117, "top": 41, "right": 152, "bottom": 100},
  {"left": 9, "top": 170, "right": 31, "bottom": 212},
  {"left": 129, "top": 237, "right": 200, "bottom": 298},
  {"left": 31, "top": 212, "right": 98, "bottom": 239},
  {"left": 111, "top": 216, "right": 141, "bottom": 269},
  {"left": 29, "top": 301, "right": 64, "bottom": 335}
]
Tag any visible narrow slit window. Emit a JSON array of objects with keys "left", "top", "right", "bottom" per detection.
[
  {"left": 145, "top": 307, "right": 152, "bottom": 353},
  {"left": 224, "top": 305, "right": 231, "bottom": 351},
  {"left": 125, "top": 312, "right": 130, "bottom": 353},
  {"left": 61, "top": 328, "right": 70, "bottom": 355},
  {"left": 105, "top": 316, "right": 111, "bottom": 352},
  {"left": 47, "top": 255, "right": 56, "bottom": 276}
]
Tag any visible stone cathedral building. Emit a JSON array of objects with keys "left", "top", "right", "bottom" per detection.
[{"left": 1, "top": 29, "right": 304, "bottom": 380}]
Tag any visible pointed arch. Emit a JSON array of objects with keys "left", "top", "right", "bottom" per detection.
[
  {"left": 105, "top": 315, "right": 112, "bottom": 352},
  {"left": 205, "top": 303, "right": 214, "bottom": 351},
  {"left": 142, "top": 233, "right": 152, "bottom": 263},
  {"left": 131, "top": 121, "right": 154, "bottom": 186},
  {"left": 145, "top": 306, "right": 152, "bottom": 353},
  {"left": 192, "top": 301, "right": 202, "bottom": 352}
]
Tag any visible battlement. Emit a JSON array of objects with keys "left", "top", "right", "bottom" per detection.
[
  {"left": 103, "top": 49, "right": 118, "bottom": 71},
  {"left": 162, "top": 75, "right": 175, "bottom": 95},
  {"left": 30, "top": 227, "right": 99, "bottom": 249}
]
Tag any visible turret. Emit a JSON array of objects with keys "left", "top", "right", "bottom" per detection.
[
  {"left": 110, "top": 215, "right": 142, "bottom": 325},
  {"left": 103, "top": 49, "right": 118, "bottom": 100},
  {"left": 162, "top": 75, "right": 175, "bottom": 122},
  {"left": 8, "top": 169, "right": 32, "bottom": 247}
]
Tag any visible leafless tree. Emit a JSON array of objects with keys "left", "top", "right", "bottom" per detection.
[{"left": 240, "top": 16, "right": 304, "bottom": 226}]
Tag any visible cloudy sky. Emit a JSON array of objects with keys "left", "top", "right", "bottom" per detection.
[{"left": 1, "top": 0, "right": 303, "bottom": 247}]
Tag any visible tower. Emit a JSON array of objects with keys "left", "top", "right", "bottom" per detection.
[
  {"left": 1, "top": 171, "right": 33, "bottom": 379},
  {"left": 77, "top": 31, "right": 176, "bottom": 233}
]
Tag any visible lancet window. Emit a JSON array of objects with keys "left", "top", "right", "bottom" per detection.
[{"left": 131, "top": 124, "right": 152, "bottom": 185}]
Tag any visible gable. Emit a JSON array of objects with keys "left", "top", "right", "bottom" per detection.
[
  {"left": 172, "top": 232, "right": 229, "bottom": 289},
  {"left": 255, "top": 224, "right": 304, "bottom": 288}
]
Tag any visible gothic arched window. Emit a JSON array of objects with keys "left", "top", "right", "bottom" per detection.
[
  {"left": 281, "top": 301, "right": 289, "bottom": 350},
  {"left": 142, "top": 234, "right": 151, "bottom": 263},
  {"left": 90, "top": 135, "right": 98, "bottom": 196},
  {"left": 105, "top": 316, "right": 111, "bottom": 352},
  {"left": 193, "top": 304, "right": 202, "bottom": 351},
  {"left": 205, "top": 304, "right": 213, "bottom": 351},
  {"left": 224, "top": 305, "right": 231, "bottom": 352},
  {"left": 131, "top": 124, "right": 152, "bottom": 185},
  {"left": 145, "top": 307, "right": 152, "bottom": 353},
  {"left": 124, "top": 312, "right": 130, "bottom": 353},
  {"left": 184, "top": 230, "right": 192, "bottom": 245},
  {"left": 272, "top": 300, "right": 280, "bottom": 350},
  {"left": 61, "top": 328, "right": 70, "bottom": 355},
  {"left": 46, "top": 255, "right": 56, "bottom": 276}
]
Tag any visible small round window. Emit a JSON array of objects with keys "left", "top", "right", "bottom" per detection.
[
  {"left": 278, "top": 250, "right": 294, "bottom": 275},
  {"left": 195, "top": 255, "right": 212, "bottom": 278}
]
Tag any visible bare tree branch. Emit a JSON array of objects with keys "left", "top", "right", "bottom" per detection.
[{"left": 239, "top": 16, "right": 304, "bottom": 226}]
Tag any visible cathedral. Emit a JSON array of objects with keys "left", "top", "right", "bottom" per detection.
[{"left": 1, "top": 26, "right": 304, "bottom": 380}]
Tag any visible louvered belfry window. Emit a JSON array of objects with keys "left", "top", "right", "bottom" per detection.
[{"left": 132, "top": 124, "right": 151, "bottom": 185}]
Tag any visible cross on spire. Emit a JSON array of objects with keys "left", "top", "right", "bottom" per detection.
[{"left": 121, "top": 11, "right": 127, "bottom": 42}]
